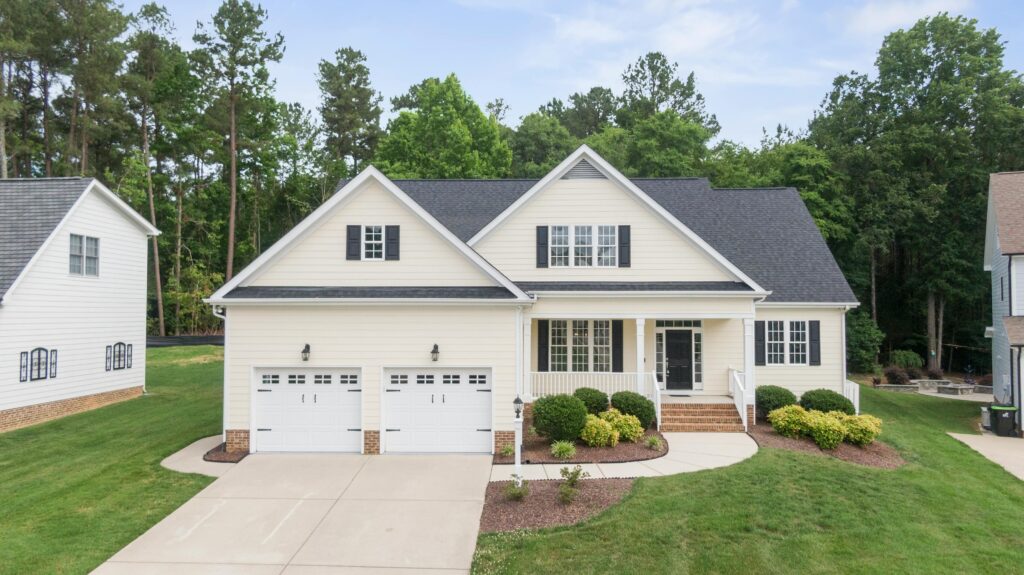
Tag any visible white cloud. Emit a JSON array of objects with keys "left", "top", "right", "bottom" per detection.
[
  {"left": 844, "top": 0, "right": 972, "bottom": 37},
  {"left": 780, "top": 0, "right": 799, "bottom": 13},
  {"left": 554, "top": 17, "right": 625, "bottom": 45}
]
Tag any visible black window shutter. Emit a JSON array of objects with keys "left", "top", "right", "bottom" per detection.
[
  {"left": 536, "top": 226, "right": 548, "bottom": 268},
  {"left": 809, "top": 321, "right": 821, "bottom": 366},
  {"left": 537, "top": 319, "right": 549, "bottom": 372},
  {"left": 346, "top": 225, "right": 361, "bottom": 260},
  {"left": 618, "top": 225, "right": 631, "bottom": 267},
  {"left": 127, "top": 344, "right": 133, "bottom": 369},
  {"left": 19, "top": 352, "right": 28, "bottom": 382},
  {"left": 612, "top": 320, "right": 624, "bottom": 372},
  {"left": 755, "top": 321, "right": 766, "bottom": 366},
  {"left": 385, "top": 225, "right": 400, "bottom": 260},
  {"left": 49, "top": 350, "right": 57, "bottom": 378},
  {"left": 106, "top": 346, "right": 112, "bottom": 371}
]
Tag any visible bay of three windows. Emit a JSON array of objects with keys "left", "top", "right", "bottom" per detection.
[{"left": 549, "top": 225, "right": 618, "bottom": 267}]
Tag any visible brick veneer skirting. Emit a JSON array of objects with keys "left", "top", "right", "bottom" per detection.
[
  {"left": 0, "top": 386, "right": 143, "bottom": 433},
  {"left": 364, "top": 430, "right": 380, "bottom": 454},
  {"left": 494, "top": 430, "right": 516, "bottom": 453},
  {"left": 225, "top": 429, "right": 250, "bottom": 453}
]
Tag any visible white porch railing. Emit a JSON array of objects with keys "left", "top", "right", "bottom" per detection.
[
  {"left": 843, "top": 379, "right": 861, "bottom": 414},
  {"left": 529, "top": 371, "right": 650, "bottom": 399},
  {"left": 729, "top": 368, "right": 748, "bottom": 431},
  {"left": 650, "top": 370, "right": 662, "bottom": 431}
]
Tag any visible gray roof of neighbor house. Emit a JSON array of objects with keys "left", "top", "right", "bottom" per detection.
[
  {"left": 990, "top": 172, "right": 1024, "bottom": 255},
  {"left": 0, "top": 178, "right": 94, "bottom": 301},
  {"left": 386, "top": 178, "right": 856, "bottom": 304}
]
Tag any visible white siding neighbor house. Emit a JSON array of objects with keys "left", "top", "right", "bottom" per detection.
[
  {"left": 984, "top": 172, "right": 1024, "bottom": 436},
  {"left": 207, "top": 146, "right": 859, "bottom": 454},
  {"left": 0, "top": 178, "right": 159, "bottom": 432}
]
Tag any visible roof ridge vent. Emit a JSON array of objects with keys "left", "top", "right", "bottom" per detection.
[{"left": 562, "top": 158, "right": 605, "bottom": 180}]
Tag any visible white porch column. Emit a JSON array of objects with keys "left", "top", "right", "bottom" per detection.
[
  {"left": 743, "top": 318, "right": 756, "bottom": 402},
  {"left": 522, "top": 314, "right": 532, "bottom": 400},
  {"left": 635, "top": 318, "right": 646, "bottom": 393}
]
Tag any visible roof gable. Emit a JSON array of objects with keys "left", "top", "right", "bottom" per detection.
[{"left": 987, "top": 172, "right": 1024, "bottom": 269}]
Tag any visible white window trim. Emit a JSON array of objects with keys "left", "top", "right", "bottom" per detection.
[
  {"left": 654, "top": 325, "right": 703, "bottom": 388},
  {"left": 549, "top": 225, "right": 618, "bottom": 268},
  {"left": 549, "top": 319, "right": 613, "bottom": 372},
  {"left": 361, "top": 225, "right": 385, "bottom": 261},
  {"left": 764, "top": 319, "right": 809, "bottom": 366},
  {"left": 69, "top": 233, "right": 100, "bottom": 277}
]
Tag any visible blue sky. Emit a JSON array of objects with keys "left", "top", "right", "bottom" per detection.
[{"left": 122, "top": 0, "right": 1024, "bottom": 147}]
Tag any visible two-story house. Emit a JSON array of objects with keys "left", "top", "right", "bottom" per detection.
[
  {"left": 984, "top": 171, "right": 1024, "bottom": 437},
  {"left": 0, "top": 178, "right": 159, "bottom": 432},
  {"left": 207, "top": 146, "right": 859, "bottom": 454}
]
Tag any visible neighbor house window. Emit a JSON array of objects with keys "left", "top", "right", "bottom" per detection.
[
  {"left": 765, "top": 320, "right": 809, "bottom": 366},
  {"left": 362, "top": 225, "right": 384, "bottom": 260},
  {"left": 549, "top": 320, "right": 611, "bottom": 372},
  {"left": 549, "top": 225, "right": 618, "bottom": 267},
  {"left": 70, "top": 234, "right": 99, "bottom": 276},
  {"left": 107, "top": 342, "right": 133, "bottom": 371},
  {"left": 25, "top": 348, "right": 53, "bottom": 381}
]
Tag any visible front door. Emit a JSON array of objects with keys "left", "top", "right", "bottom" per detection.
[{"left": 665, "top": 330, "right": 693, "bottom": 390}]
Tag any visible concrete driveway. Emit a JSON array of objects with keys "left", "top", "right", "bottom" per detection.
[{"left": 93, "top": 453, "right": 492, "bottom": 575}]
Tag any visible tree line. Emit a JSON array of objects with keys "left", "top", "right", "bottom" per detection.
[{"left": 1, "top": 2, "right": 1021, "bottom": 372}]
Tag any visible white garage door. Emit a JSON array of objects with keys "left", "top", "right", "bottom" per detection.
[
  {"left": 383, "top": 368, "right": 492, "bottom": 453},
  {"left": 254, "top": 368, "right": 362, "bottom": 452}
]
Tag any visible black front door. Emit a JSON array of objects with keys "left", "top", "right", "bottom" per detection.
[{"left": 665, "top": 330, "right": 693, "bottom": 390}]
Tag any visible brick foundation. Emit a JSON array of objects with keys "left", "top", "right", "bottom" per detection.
[
  {"left": 225, "top": 429, "right": 250, "bottom": 453},
  {"left": 494, "top": 430, "right": 516, "bottom": 453},
  {"left": 363, "top": 430, "right": 380, "bottom": 454},
  {"left": 0, "top": 386, "right": 143, "bottom": 433}
]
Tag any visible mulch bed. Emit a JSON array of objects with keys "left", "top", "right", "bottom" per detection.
[
  {"left": 748, "top": 424, "right": 905, "bottom": 469},
  {"left": 202, "top": 442, "right": 248, "bottom": 463},
  {"left": 480, "top": 478, "right": 634, "bottom": 533},
  {"left": 492, "top": 412, "right": 667, "bottom": 464}
]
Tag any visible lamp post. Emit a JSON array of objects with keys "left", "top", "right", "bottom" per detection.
[{"left": 513, "top": 395, "right": 524, "bottom": 486}]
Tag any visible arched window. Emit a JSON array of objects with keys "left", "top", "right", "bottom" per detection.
[
  {"left": 112, "top": 342, "right": 127, "bottom": 370},
  {"left": 29, "top": 348, "right": 48, "bottom": 381}
]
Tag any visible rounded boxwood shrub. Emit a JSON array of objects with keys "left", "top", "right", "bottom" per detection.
[
  {"left": 835, "top": 413, "right": 882, "bottom": 446},
  {"left": 884, "top": 366, "right": 909, "bottom": 385},
  {"left": 610, "top": 391, "right": 656, "bottom": 429},
  {"left": 573, "top": 387, "right": 609, "bottom": 415},
  {"left": 755, "top": 385, "right": 797, "bottom": 419},
  {"left": 799, "top": 388, "right": 855, "bottom": 415},
  {"left": 599, "top": 408, "right": 644, "bottom": 442},
  {"left": 532, "top": 394, "right": 588, "bottom": 441},
  {"left": 580, "top": 414, "right": 619, "bottom": 447},
  {"left": 805, "top": 411, "right": 846, "bottom": 450},
  {"left": 905, "top": 366, "right": 923, "bottom": 380},
  {"left": 889, "top": 349, "right": 924, "bottom": 369},
  {"left": 767, "top": 404, "right": 808, "bottom": 438}
]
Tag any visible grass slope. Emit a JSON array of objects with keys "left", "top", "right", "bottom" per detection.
[
  {"left": 0, "top": 346, "right": 223, "bottom": 575},
  {"left": 473, "top": 385, "right": 1024, "bottom": 574}
]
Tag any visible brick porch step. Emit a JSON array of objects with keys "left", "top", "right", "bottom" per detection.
[
  {"left": 661, "top": 415, "right": 744, "bottom": 424},
  {"left": 661, "top": 422, "right": 746, "bottom": 432},
  {"left": 659, "top": 402, "right": 746, "bottom": 433}
]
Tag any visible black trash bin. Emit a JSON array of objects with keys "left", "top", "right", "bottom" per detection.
[{"left": 991, "top": 405, "right": 1019, "bottom": 437}]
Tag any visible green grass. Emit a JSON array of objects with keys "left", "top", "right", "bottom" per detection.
[
  {"left": 473, "top": 385, "right": 1024, "bottom": 574},
  {"left": 0, "top": 346, "right": 223, "bottom": 575}
]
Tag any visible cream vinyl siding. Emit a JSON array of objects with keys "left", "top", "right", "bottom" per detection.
[
  {"left": 224, "top": 305, "right": 518, "bottom": 432},
  {"left": 754, "top": 307, "right": 846, "bottom": 396},
  {"left": 249, "top": 179, "right": 496, "bottom": 287},
  {"left": 474, "top": 178, "right": 738, "bottom": 282},
  {"left": 0, "top": 190, "right": 148, "bottom": 411}
]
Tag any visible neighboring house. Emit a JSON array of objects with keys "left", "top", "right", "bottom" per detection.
[
  {"left": 984, "top": 171, "right": 1024, "bottom": 436},
  {"left": 207, "top": 146, "right": 858, "bottom": 454},
  {"left": 0, "top": 178, "right": 159, "bottom": 433}
]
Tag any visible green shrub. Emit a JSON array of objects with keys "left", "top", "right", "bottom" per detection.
[
  {"left": 580, "top": 414, "right": 619, "bottom": 447},
  {"left": 599, "top": 408, "right": 644, "bottom": 442},
  {"left": 532, "top": 394, "right": 588, "bottom": 441},
  {"left": 558, "top": 465, "right": 590, "bottom": 505},
  {"left": 504, "top": 478, "right": 529, "bottom": 501},
  {"left": 884, "top": 366, "right": 909, "bottom": 385},
  {"left": 573, "top": 387, "right": 609, "bottom": 415},
  {"left": 755, "top": 385, "right": 797, "bottom": 419},
  {"left": 499, "top": 443, "right": 514, "bottom": 457},
  {"left": 645, "top": 435, "right": 663, "bottom": 451},
  {"left": 905, "top": 366, "right": 923, "bottom": 380},
  {"left": 889, "top": 349, "right": 924, "bottom": 369},
  {"left": 799, "top": 388, "right": 855, "bottom": 415},
  {"left": 805, "top": 411, "right": 846, "bottom": 450},
  {"left": 846, "top": 310, "right": 884, "bottom": 373},
  {"left": 550, "top": 440, "right": 576, "bottom": 460},
  {"left": 836, "top": 412, "right": 882, "bottom": 446},
  {"left": 927, "top": 368, "right": 945, "bottom": 380},
  {"left": 610, "top": 391, "right": 656, "bottom": 429},
  {"left": 768, "top": 404, "right": 809, "bottom": 438}
]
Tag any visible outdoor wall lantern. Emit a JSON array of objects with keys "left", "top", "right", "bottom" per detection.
[
  {"left": 513, "top": 395, "right": 524, "bottom": 419},
  {"left": 301, "top": 344, "right": 310, "bottom": 362},
  {"left": 430, "top": 344, "right": 440, "bottom": 362}
]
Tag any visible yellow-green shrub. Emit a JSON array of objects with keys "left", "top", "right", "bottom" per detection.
[
  {"left": 834, "top": 412, "right": 882, "bottom": 446},
  {"left": 767, "top": 405, "right": 809, "bottom": 438},
  {"left": 580, "top": 414, "right": 619, "bottom": 447},
  {"left": 805, "top": 411, "right": 846, "bottom": 450},
  {"left": 598, "top": 408, "right": 645, "bottom": 442}
]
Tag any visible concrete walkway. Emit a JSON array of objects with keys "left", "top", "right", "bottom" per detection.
[
  {"left": 950, "top": 432, "right": 1024, "bottom": 481},
  {"left": 160, "top": 435, "right": 231, "bottom": 478},
  {"left": 95, "top": 454, "right": 492, "bottom": 575},
  {"left": 489, "top": 432, "right": 758, "bottom": 481},
  {"left": 917, "top": 390, "right": 994, "bottom": 403}
]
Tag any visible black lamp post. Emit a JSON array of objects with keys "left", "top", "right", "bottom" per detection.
[
  {"left": 513, "top": 395, "right": 524, "bottom": 419},
  {"left": 301, "top": 344, "right": 310, "bottom": 362},
  {"left": 430, "top": 344, "right": 439, "bottom": 362}
]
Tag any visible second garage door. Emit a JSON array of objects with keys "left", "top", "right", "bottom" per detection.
[
  {"left": 253, "top": 368, "right": 362, "bottom": 452},
  {"left": 383, "top": 368, "right": 492, "bottom": 453}
]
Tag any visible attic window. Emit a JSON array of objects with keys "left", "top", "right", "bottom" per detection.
[
  {"left": 562, "top": 159, "right": 605, "bottom": 179},
  {"left": 70, "top": 234, "right": 100, "bottom": 276}
]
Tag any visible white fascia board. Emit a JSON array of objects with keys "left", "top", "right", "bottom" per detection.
[
  {"left": 527, "top": 290, "right": 771, "bottom": 298},
  {"left": 467, "top": 144, "right": 766, "bottom": 294},
  {"left": 757, "top": 301, "right": 861, "bottom": 308},
  {"left": 209, "top": 167, "right": 533, "bottom": 302},
  {"left": 203, "top": 297, "right": 533, "bottom": 306}
]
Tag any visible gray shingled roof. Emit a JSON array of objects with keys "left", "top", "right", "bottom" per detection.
[
  {"left": 369, "top": 178, "right": 855, "bottom": 303},
  {"left": 0, "top": 178, "right": 93, "bottom": 302},
  {"left": 225, "top": 286, "right": 518, "bottom": 299},
  {"left": 517, "top": 281, "right": 751, "bottom": 292}
]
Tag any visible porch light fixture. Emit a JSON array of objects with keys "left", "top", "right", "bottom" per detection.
[
  {"left": 301, "top": 344, "right": 310, "bottom": 362},
  {"left": 430, "top": 344, "right": 440, "bottom": 362},
  {"left": 513, "top": 395, "right": 524, "bottom": 419}
]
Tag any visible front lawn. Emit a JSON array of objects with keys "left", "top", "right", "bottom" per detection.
[
  {"left": 0, "top": 346, "right": 223, "bottom": 575},
  {"left": 473, "top": 385, "right": 1024, "bottom": 574}
]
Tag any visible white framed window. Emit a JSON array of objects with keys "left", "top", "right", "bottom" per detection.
[
  {"left": 549, "top": 319, "right": 612, "bottom": 372},
  {"left": 571, "top": 320, "right": 589, "bottom": 371},
  {"left": 549, "top": 225, "right": 619, "bottom": 267},
  {"left": 767, "top": 321, "right": 786, "bottom": 365},
  {"left": 362, "top": 225, "right": 384, "bottom": 260},
  {"left": 592, "top": 320, "right": 611, "bottom": 372},
  {"left": 550, "top": 320, "right": 569, "bottom": 371},
  {"left": 789, "top": 321, "right": 808, "bottom": 365},
  {"left": 765, "top": 320, "right": 809, "bottom": 366},
  {"left": 29, "top": 348, "right": 48, "bottom": 381},
  {"left": 70, "top": 234, "right": 99, "bottom": 276}
]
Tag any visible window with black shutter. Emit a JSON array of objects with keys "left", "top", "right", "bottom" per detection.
[
  {"left": 19, "top": 352, "right": 28, "bottom": 382},
  {"left": 106, "top": 345, "right": 112, "bottom": 371},
  {"left": 385, "top": 225, "right": 400, "bottom": 260}
]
